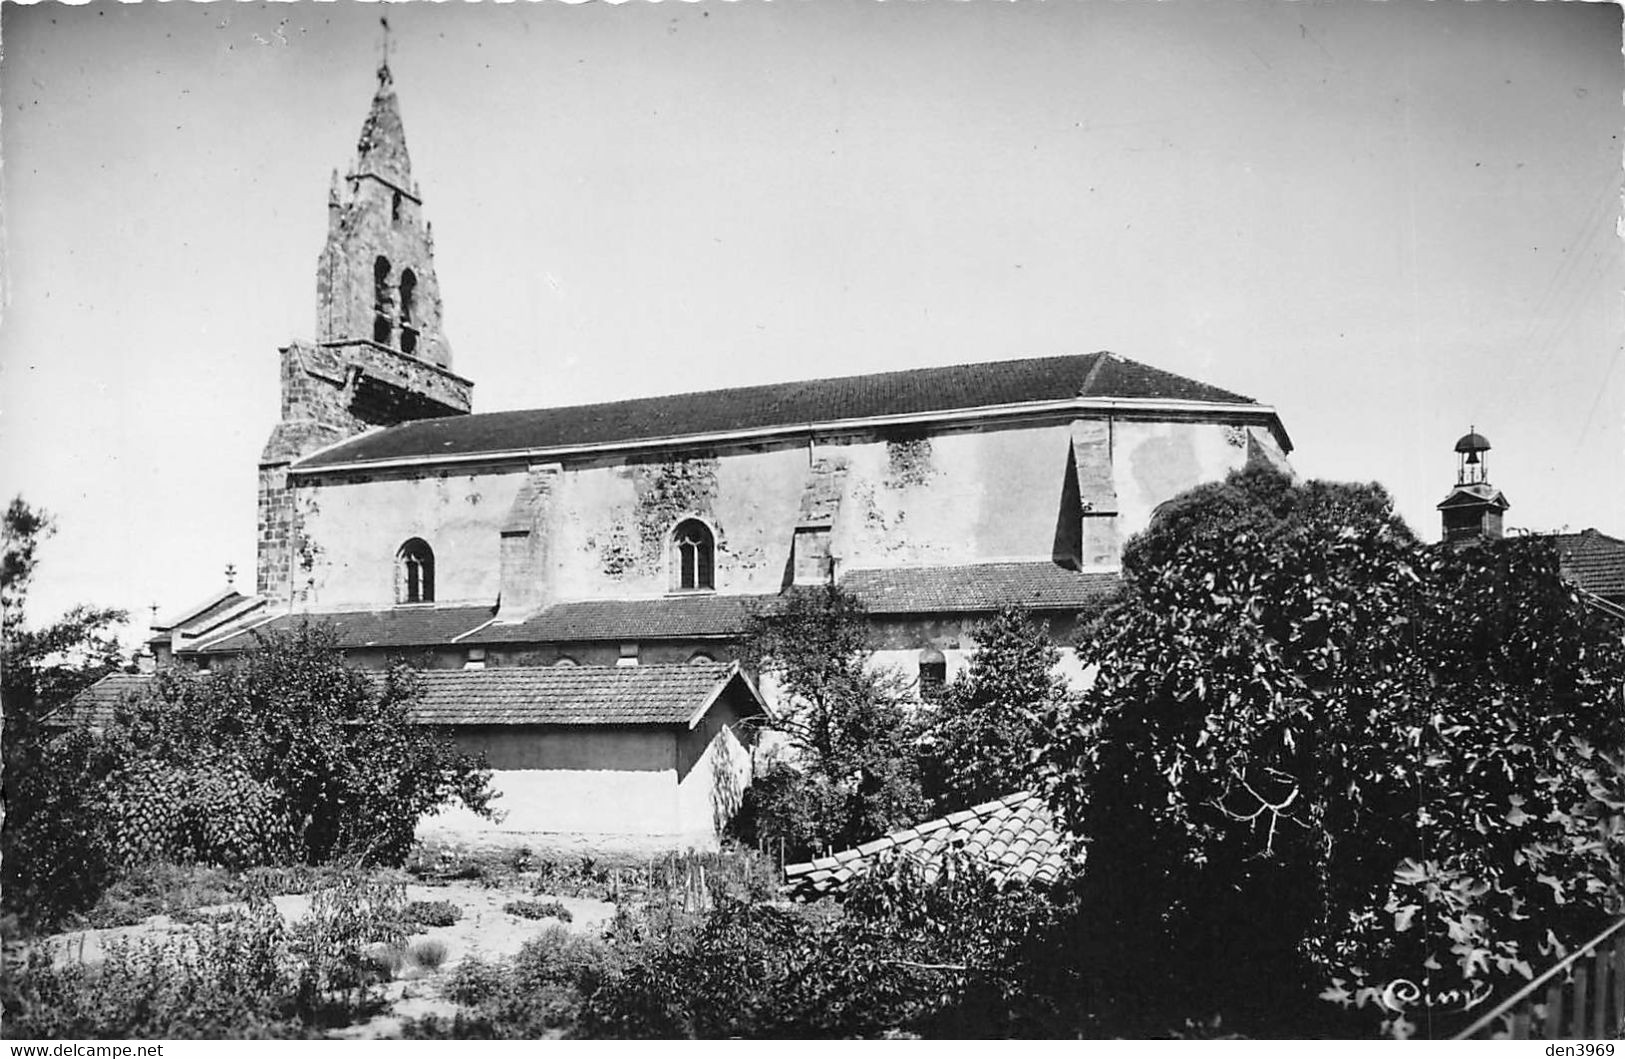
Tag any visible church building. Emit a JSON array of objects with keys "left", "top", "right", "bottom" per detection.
[{"left": 122, "top": 55, "right": 1296, "bottom": 852}]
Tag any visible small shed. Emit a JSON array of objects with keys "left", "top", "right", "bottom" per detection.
[{"left": 60, "top": 662, "right": 770, "bottom": 856}]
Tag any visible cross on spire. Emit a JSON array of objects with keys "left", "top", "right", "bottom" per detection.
[{"left": 378, "top": 16, "right": 393, "bottom": 85}]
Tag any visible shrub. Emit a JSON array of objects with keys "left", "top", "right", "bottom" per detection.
[
  {"left": 0, "top": 893, "right": 362, "bottom": 1038},
  {"left": 409, "top": 928, "right": 613, "bottom": 1038},
  {"left": 577, "top": 856, "right": 1082, "bottom": 1038},
  {"left": 404, "top": 899, "right": 462, "bottom": 928},
  {"left": 445, "top": 955, "right": 507, "bottom": 1006},
  {"left": 504, "top": 899, "right": 572, "bottom": 922},
  {"left": 410, "top": 939, "right": 450, "bottom": 971}
]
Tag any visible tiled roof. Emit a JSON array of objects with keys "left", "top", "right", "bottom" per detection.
[
  {"left": 467, "top": 565, "right": 1116, "bottom": 646},
  {"left": 53, "top": 663, "right": 762, "bottom": 730},
  {"left": 407, "top": 662, "right": 759, "bottom": 726},
  {"left": 465, "top": 594, "right": 770, "bottom": 645},
  {"left": 44, "top": 673, "right": 150, "bottom": 729},
  {"left": 1552, "top": 530, "right": 1625, "bottom": 601},
  {"left": 783, "top": 791, "right": 1070, "bottom": 901},
  {"left": 296, "top": 352, "right": 1267, "bottom": 470},
  {"left": 840, "top": 561, "right": 1121, "bottom": 615},
  {"left": 193, "top": 604, "right": 497, "bottom": 655}
]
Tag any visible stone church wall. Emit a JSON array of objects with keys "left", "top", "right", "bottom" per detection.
[{"left": 284, "top": 415, "right": 1283, "bottom": 613}]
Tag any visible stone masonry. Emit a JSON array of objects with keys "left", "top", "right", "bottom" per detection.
[{"left": 257, "top": 59, "right": 473, "bottom": 601}]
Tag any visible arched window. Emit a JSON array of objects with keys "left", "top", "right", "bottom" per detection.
[
  {"left": 391, "top": 190, "right": 403, "bottom": 224},
  {"left": 399, "top": 270, "right": 417, "bottom": 324},
  {"left": 398, "top": 269, "right": 419, "bottom": 356},
  {"left": 918, "top": 647, "right": 947, "bottom": 701},
  {"left": 397, "top": 538, "right": 435, "bottom": 604},
  {"left": 688, "top": 652, "right": 716, "bottom": 665},
  {"left": 373, "top": 256, "right": 393, "bottom": 345},
  {"left": 671, "top": 519, "right": 715, "bottom": 592}
]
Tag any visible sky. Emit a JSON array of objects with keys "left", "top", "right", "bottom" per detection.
[{"left": 2, "top": 0, "right": 1622, "bottom": 647}]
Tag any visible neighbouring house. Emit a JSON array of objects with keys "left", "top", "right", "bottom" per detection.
[{"left": 60, "top": 661, "right": 770, "bottom": 855}]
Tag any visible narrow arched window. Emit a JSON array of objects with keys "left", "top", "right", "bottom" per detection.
[
  {"left": 918, "top": 647, "right": 947, "bottom": 701},
  {"left": 399, "top": 270, "right": 417, "bottom": 324},
  {"left": 398, "top": 269, "right": 419, "bottom": 356},
  {"left": 397, "top": 538, "right": 435, "bottom": 604},
  {"left": 373, "top": 256, "right": 393, "bottom": 345},
  {"left": 671, "top": 519, "right": 715, "bottom": 592}
]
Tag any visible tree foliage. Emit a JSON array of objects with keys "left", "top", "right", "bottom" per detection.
[
  {"left": 919, "top": 607, "right": 1068, "bottom": 813},
  {"left": 1038, "top": 466, "right": 1625, "bottom": 1036},
  {"left": 115, "top": 624, "right": 495, "bottom": 866},
  {"left": 736, "top": 584, "right": 926, "bottom": 858},
  {"left": 1, "top": 497, "right": 129, "bottom": 927}
]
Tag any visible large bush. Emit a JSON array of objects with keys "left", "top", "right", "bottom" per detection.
[
  {"left": 113, "top": 625, "right": 494, "bottom": 866},
  {"left": 1038, "top": 467, "right": 1625, "bottom": 1037}
]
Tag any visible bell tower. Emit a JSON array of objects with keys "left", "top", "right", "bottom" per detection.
[
  {"left": 257, "top": 33, "right": 474, "bottom": 601},
  {"left": 316, "top": 51, "right": 453, "bottom": 370},
  {"left": 1436, "top": 428, "right": 1510, "bottom": 548}
]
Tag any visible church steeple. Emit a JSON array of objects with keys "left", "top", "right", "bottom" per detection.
[
  {"left": 352, "top": 50, "right": 415, "bottom": 197},
  {"left": 315, "top": 26, "right": 453, "bottom": 370},
  {"left": 259, "top": 34, "right": 473, "bottom": 602}
]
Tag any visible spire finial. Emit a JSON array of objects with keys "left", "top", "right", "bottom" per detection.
[{"left": 378, "top": 16, "right": 393, "bottom": 85}]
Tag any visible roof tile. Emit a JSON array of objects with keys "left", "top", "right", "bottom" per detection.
[
  {"left": 839, "top": 562, "right": 1120, "bottom": 615},
  {"left": 56, "top": 663, "right": 760, "bottom": 729},
  {"left": 783, "top": 791, "right": 1070, "bottom": 901},
  {"left": 1551, "top": 530, "right": 1625, "bottom": 601},
  {"left": 296, "top": 352, "right": 1262, "bottom": 471},
  {"left": 195, "top": 604, "right": 497, "bottom": 655}
]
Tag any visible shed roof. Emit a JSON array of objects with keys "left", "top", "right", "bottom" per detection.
[
  {"left": 783, "top": 791, "right": 1070, "bottom": 901},
  {"left": 295, "top": 352, "right": 1276, "bottom": 471},
  {"left": 467, "top": 594, "right": 768, "bottom": 645},
  {"left": 841, "top": 561, "right": 1121, "bottom": 615},
  {"left": 53, "top": 662, "right": 765, "bottom": 730},
  {"left": 193, "top": 603, "right": 497, "bottom": 655}
]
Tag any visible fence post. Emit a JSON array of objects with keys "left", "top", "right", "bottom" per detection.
[
  {"left": 1544, "top": 981, "right": 1566, "bottom": 1038},
  {"left": 1593, "top": 948, "right": 1610, "bottom": 1039}
]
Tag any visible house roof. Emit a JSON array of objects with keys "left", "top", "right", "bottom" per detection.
[
  {"left": 44, "top": 672, "right": 151, "bottom": 729},
  {"left": 1551, "top": 529, "right": 1625, "bottom": 601},
  {"left": 406, "top": 662, "right": 763, "bottom": 727},
  {"left": 54, "top": 662, "right": 765, "bottom": 731},
  {"left": 782, "top": 791, "right": 1070, "bottom": 901},
  {"left": 840, "top": 561, "right": 1121, "bottom": 615},
  {"left": 465, "top": 594, "right": 770, "bottom": 645},
  {"left": 294, "top": 352, "right": 1276, "bottom": 471},
  {"left": 192, "top": 603, "right": 497, "bottom": 655}
]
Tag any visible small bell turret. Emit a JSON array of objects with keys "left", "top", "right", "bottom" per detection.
[{"left": 1437, "top": 427, "right": 1509, "bottom": 547}]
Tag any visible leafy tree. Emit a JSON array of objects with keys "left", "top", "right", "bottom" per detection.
[
  {"left": 1, "top": 497, "right": 128, "bottom": 927},
  {"left": 1038, "top": 466, "right": 1625, "bottom": 1037},
  {"left": 115, "top": 624, "right": 495, "bottom": 866},
  {"left": 737, "top": 584, "right": 926, "bottom": 858},
  {"left": 919, "top": 606, "right": 1069, "bottom": 813}
]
